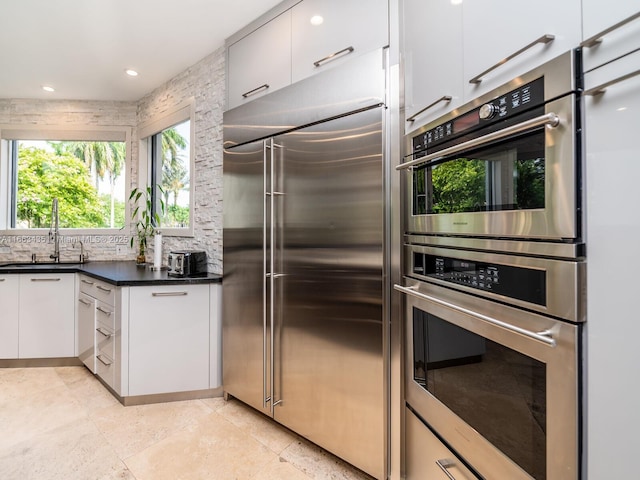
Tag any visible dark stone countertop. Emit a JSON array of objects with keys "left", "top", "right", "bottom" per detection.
[{"left": 0, "top": 260, "right": 222, "bottom": 286}]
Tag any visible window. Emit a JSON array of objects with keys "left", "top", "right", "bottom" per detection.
[
  {"left": 138, "top": 99, "right": 194, "bottom": 236},
  {"left": 0, "top": 126, "right": 131, "bottom": 232}
]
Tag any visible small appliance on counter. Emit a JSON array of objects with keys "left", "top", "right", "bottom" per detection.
[{"left": 167, "top": 250, "right": 207, "bottom": 277}]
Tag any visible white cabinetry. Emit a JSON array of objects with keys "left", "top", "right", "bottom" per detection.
[
  {"left": 584, "top": 43, "right": 640, "bottom": 480},
  {"left": 405, "top": 408, "right": 478, "bottom": 479},
  {"left": 290, "top": 0, "right": 388, "bottom": 83},
  {"left": 77, "top": 291, "right": 96, "bottom": 372},
  {"left": 227, "top": 10, "right": 292, "bottom": 110},
  {"left": 401, "top": 0, "right": 581, "bottom": 133},
  {"left": 19, "top": 273, "right": 75, "bottom": 358},
  {"left": 0, "top": 275, "right": 19, "bottom": 359},
  {"left": 128, "top": 284, "right": 211, "bottom": 396},
  {"left": 403, "top": 0, "right": 463, "bottom": 133}
]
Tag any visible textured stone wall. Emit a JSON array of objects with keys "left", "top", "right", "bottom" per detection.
[{"left": 0, "top": 46, "right": 225, "bottom": 273}]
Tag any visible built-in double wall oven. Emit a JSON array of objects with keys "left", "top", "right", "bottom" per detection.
[{"left": 398, "top": 50, "right": 585, "bottom": 480}]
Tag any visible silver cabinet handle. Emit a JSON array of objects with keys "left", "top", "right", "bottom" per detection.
[
  {"left": 406, "top": 96, "right": 453, "bottom": 123},
  {"left": 263, "top": 140, "right": 270, "bottom": 408},
  {"left": 81, "top": 279, "right": 94, "bottom": 285},
  {"left": 96, "top": 354, "right": 113, "bottom": 366},
  {"left": 242, "top": 84, "right": 269, "bottom": 98},
  {"left": 96, "top": 327, "right": 113, "bottom": 338},
  {"left": 96, "top": 306, "right": 112, "bottom": 316},
  {"left": 78, "top": 298, "right": 91, "bottom": 306},
  {"left": 435, "top": 459, "right": 457, "bottom": 480},
  {"left": 96, "top": 285, "right": 112, "bottom": 293},
  {"left": 314, "top": 46, "right": 354, "bottom": 67},
  {"left": 584, "top": 68, "right": 640, "bottom": 96},
  {"left": 151, "top": 291, "right": 188, "bottom": 297},
  {"left": 397, "top": 112, "right": 560, "bottom": 171},
  {"left": 581, "top": 11, "right": 640, "bottom": 48},
  {"left": 0, "top": 278, "right": 5, "bottom": 282},
  {"left": 394, "top": 284, "right": 556, "bottom": 346},
  {"left": 469, "top": 34, "right": 555, "bottom": 84},
  {"left": 30, "top": 278, "right": 61, "bottom": 282}
]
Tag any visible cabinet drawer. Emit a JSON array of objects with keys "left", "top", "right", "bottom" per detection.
[
  {"left": 96, "top": 321, "right": 114, "bottom": 359},
  {"left": 96, "top": 301, "right": 115, "bottom": 329},
  {"left": 96, "top": 349, "right": 114, "bottom": 389},
  {"left": 79, "top": 275, "right": 115, "bottom": 305},
  {"left": 405, "top": 408, "right": 479, "bottom": 480}
]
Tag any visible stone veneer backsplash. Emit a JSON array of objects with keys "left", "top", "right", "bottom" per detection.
[{"left": 0, "top": 46, "right": 225, "bottom": 274}]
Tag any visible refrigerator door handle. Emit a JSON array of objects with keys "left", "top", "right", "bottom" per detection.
[
  {"left": 272, "top": 140, "right": 285, "bottom": 410},
  {"left": 263, "top": 139, "right": 271, "bottom": 408}
]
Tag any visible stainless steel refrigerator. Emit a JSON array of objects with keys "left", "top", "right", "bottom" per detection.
[{"left": 223, "top": 49, "right": 388, "bottom": 479}]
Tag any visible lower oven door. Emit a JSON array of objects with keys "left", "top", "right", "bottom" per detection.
[{"left": 396, "top": 279, "right": 580, "bottom": 480}]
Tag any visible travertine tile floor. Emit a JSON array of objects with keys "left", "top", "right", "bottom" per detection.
[{"left": 0, "top": 367, "right": 374, "bottom": 480}]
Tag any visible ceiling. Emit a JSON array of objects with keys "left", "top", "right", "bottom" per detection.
[{"left": 0, "top": 0, "right": 284, "bottom": 102}]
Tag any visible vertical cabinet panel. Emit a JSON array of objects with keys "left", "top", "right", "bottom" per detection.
[
  {"left": 403, "top": 0, "right": 463, "bottom": 133},
  {"left": 19, "top": 274, "right": 75, "bottom": 358},
  {"left": 462, "top": 0, "right": 581, "bottom": 100},
  {"left": 77, "top": 292, "right": 96, "bottom": 372},
  {"left": 291, "top": 0, "right": 388, "bottom": 83},
  {"left": 227, "top": 11, "right": 292, "bottom": 110},
  {"left": 585, "top": 49, "right": 640, "bottom": 480},
  {"left": 0, "top": 275, "right": 20, "bottom": 359},
  {"left": 128, "top": 285, "right": 210, "bottom": 396}
]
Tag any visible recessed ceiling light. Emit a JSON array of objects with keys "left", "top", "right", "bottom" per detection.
[
  {"left": 125, "top": 69, "right": 139, "bottom": 77},
  {"left": 617, "top": 106, "right": 628, "bottom": 112},
  {"left": 310, "top": 15, "right": 324, "bottom": 26},
  {"left": 451, "top": 0, "right": 463, "bottom": 4},
  {"left": 42, "top": 85, "right": 55, "bottom": 92}
]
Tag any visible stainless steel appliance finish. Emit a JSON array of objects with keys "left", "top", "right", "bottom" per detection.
[
  {"left": 399, "top": 50, "right": 581, "bottom": 241},
  {"left": 167, "top": 250, "right": 207, "bottom": 277},
  {"left": 223, "top": 49, "right": 388, "bottom": 480},
  {"left": 397, "top": 275, "right": 580, "bottom": 480}
]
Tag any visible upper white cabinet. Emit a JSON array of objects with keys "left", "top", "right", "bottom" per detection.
[
  {"left": 290, "top": 0, "right": 388, "bottom": 83},
  {"left": 403, "top": 0, "right": 463, "bottom": 133},
  {"left": 581, "top": 1, "right": 640, "bottom": 72},
  {"left": 462, "top": 0, "right": 581, "bottom": 101},
  {"left": 227, "top": 10, "right": 292, "bottom": 110},
  {"left": 19, "top": 273, "right": 75, "bottom": 358},
  {"left": 0, "top": 275, "right": 19, "bottom": 359}
]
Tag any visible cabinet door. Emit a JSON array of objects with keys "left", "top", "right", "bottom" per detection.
[
  {"left": 77, "top": 292, "right": 96, "bottom": 372},
  {"left": 291, "top": 0, "right": 388, "bottom": 83},
  {"left": 403, "top": 0, "right": 463, "bottom": 133},
  {"left": 19, "top": 274, "right": 75, "bottom": 358},
  {"left": 128, "top": 285, "right": 210, "bottom": 396},
  {"left": 585, "top": 49, "right": 640, "bottom": 480},
  {"left": 462, "top": 0, "right": 581, "bottom": 100},
  {"left": 582, "top": 0, "right": 640, "bottom": 72},
  {"left": 0, "top": 275, "right": 19, "bottom": 359},
  {"left": 227, "top": 10, "right": 291, "bottom": 110}
]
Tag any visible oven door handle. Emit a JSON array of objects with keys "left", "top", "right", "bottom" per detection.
[
  {"left": 396, "top": 112, "right": 560, "bottom": 171},
  {"left": 394, "top": 284, "right": 556, "bottom": 347}
]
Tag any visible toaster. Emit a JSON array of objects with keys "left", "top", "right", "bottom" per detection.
[{"left": 167, "top": 250, "right": 207, "bottom": 277}]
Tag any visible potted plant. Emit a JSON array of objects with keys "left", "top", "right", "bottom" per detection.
[{"left": 129, "top": 186, "right": 165, "bottom": 264}]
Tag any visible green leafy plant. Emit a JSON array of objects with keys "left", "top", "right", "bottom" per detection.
[{"left": 129, "top": 186, "right": 165, "bottom": 262}]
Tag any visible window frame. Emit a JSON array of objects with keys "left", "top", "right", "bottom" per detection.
[
  {"left": 0, "top": 124, "right": 132, "bottom": 235},
  {"left": 138, "top": 98, "right": 195, "bottom": 237}
]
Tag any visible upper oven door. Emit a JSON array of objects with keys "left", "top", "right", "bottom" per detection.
[
  {"left": 401, "top": 86, "right": 578, "bottom": 241},
  {"left": 396, "top": 279, "right": 580, "bottom": 480}
]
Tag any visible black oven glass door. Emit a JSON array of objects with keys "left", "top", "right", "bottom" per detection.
[
  {"left": 413, "top": 131, "right": 545, "bottom": 216},
  {"left": 413, "top": 308, "right": 546, "bottom": 479}
]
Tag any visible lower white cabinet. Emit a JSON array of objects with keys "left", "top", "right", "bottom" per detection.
[
  {"left": 0, "top": 275, "right": 20, "bottom": 359},
  {"left": 19, "top": 273, "right": 75, "bottom": 358},
  {"left": 127, "top": 284, "right": 211, "bottom": 396},
  {"left": 77, "top": 292, "right": 96, "bottom": 372}
]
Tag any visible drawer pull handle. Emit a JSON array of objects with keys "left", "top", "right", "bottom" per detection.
[
  {"left": 31, "top": 278, "right": 61, "bottom": 282},
  {"left": 96, "top": 327, "right": 113, "bottom": 338},
  {"left": 242, "top": 83, "right": 269, "bottom": 98},
  {"left": 81, "top": 279, "right": 94, "bottom": 285},
  {"left": 313, "top": 46, "right": 354, "bottom": 67},
  {"left": 435, "top": 459, "right": 457, "bottom": 480},
  {"left": 406, "top": 95, "right": 453, "bottom": 123},
  {"left": 96, "top": 285, "right": 112, "bottom": 293},
  {"left": 584, "top": 68, "right": 640, "bottom": 96},
  {"left": 152, "top": 291, "right": 188, "bottom": 297},
  {"left": 581, "top": 11, "right": 640, "bottom": 48},
  {"left": 0, "top": 278, "right": 5, "bottom": 282},
  {"left": 78, "top": 298, "right": 91, "bottom": 306},
  {"left": 469, "top": 34, "right": 554, "bottom": 84},
  {"left": 96, "top": 354, "right": 113, "bottom": 366},
  {"left": 96, "top": 306, "right": 112, "bottom": 316}
]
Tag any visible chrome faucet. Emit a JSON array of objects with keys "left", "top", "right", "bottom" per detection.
[{"left": 48, "top": 198, "right": 60, "bottom": 263}]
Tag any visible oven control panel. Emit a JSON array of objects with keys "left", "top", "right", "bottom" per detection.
[{"left": 412, "top": 252, "right": 546, "bottom": 306}]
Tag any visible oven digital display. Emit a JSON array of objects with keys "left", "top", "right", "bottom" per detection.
[{"left": 452, "top": 110, "right": 480, "bottom": 134}]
